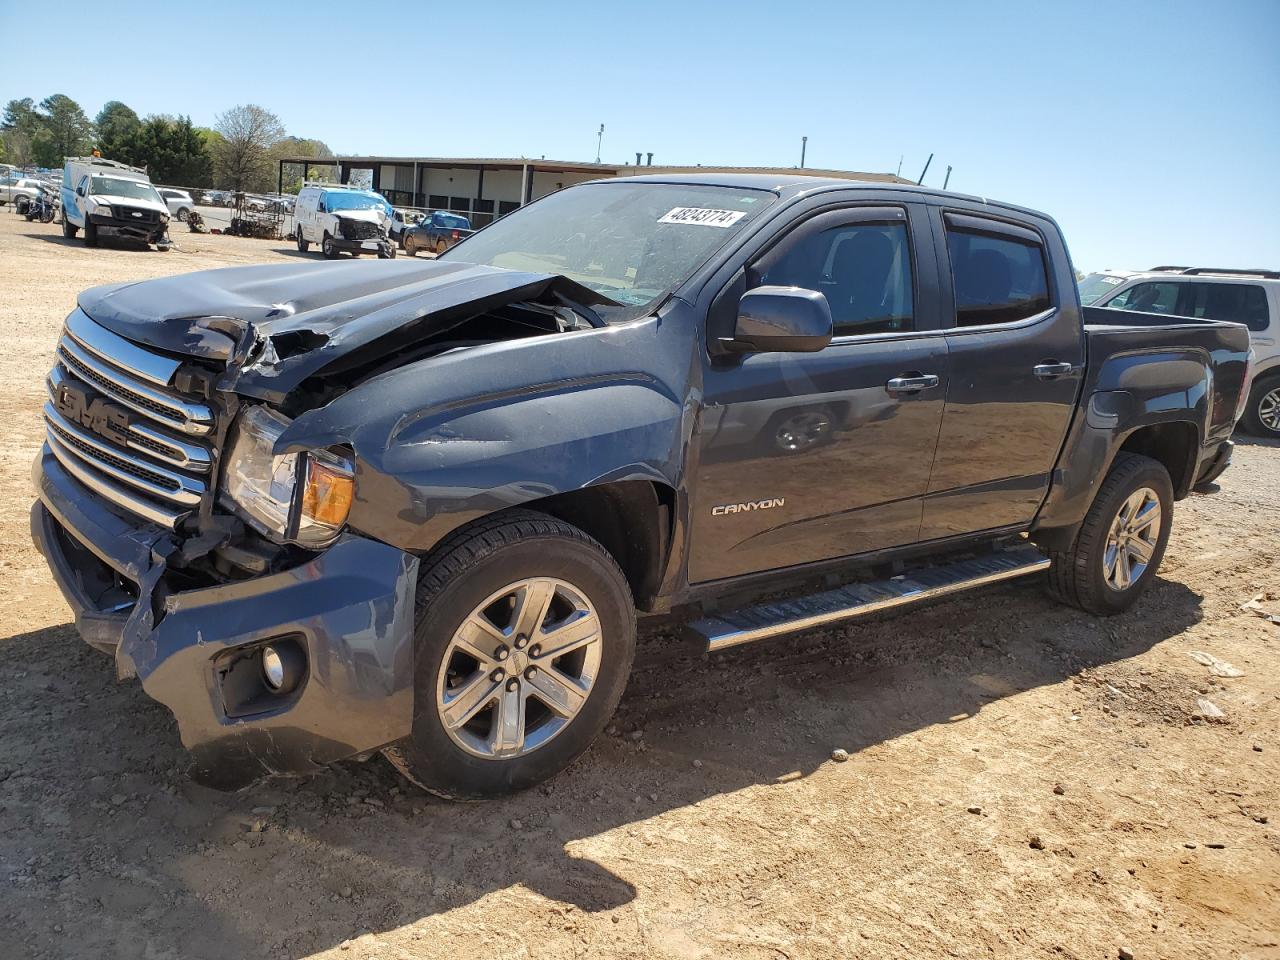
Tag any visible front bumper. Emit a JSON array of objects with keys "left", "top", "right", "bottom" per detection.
[
  {"left": 89, "top": 212, "right": 168, "bottom": 243},
  {"left": 31, "top": 445, "right": 419, "bottom": 789},
  {"left": 332, "top": 234, "right": 393, "bottom": 255}
]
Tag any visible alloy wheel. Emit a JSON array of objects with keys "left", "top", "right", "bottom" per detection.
[
  {"left": 436, "top": 577, "right": 603, "bottom": 759},
  {"left": 1259, "top": 386, "right": 1280, "bottom": 433},
  {"left": 1103, "top": 487, "right": 1161, "bottom": 591}
]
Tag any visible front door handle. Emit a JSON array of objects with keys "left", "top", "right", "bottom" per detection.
[
  {"left": 1033, "top": 361, "right": 1080, "bottom": 380},
  {"left": 886, "top": 374, "right": 940, "bottom": 394}
]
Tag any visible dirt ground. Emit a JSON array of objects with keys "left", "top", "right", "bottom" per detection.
[{"left": 0, "top": 211, "right": 1277, "bottom": 960}]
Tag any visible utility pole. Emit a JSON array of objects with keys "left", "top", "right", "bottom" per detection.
[
  {"left": 596, "top": 124, "right": 604, "bottom": 164},
  {"left": 896, "top": 155, "right": 903, "bottom": 178},
  {"left": 943, "top": 165, "right": 953, "bottom": 190},
  {"left": 917, "top": 153, "right": 933, "bottom": 185},
  {"left": 800, "top": 136, "right": 808, "bottom": 168}
]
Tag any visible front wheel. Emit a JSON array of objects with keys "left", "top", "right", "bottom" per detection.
[
  {"left": 321, "top": 233, "right": 339, "bottom": 259},
  {"left": 384, "top": 511, "right": 636, "bottom": 800},
  {"left": 83, "top": 220, "right": 98, "bottom": 247},
  {"left": 1045, "top": 452, "right": 1173, "bottom": 615},
  {"left": 1241, "top": 375, "right": 1280, "bottom": 437},
  {"left": 404, "top": 235, "right": 417, "bottom": 257}
]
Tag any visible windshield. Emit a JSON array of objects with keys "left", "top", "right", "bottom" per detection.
[
  {"left": 440, "top": 182, "right": 776, "bottom": 321},
  {"left": 90, "top": 177, "right": 160, "bottom": 202},
  {"left": 1078, "top": 272, "right": 1130, "bottom": 305},
  {"left": 324, "top": 191, "right": 391, "bottom": 214}
]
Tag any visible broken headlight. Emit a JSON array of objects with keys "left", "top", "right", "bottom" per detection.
[{"left": 220, "top": 406, "right": 354, "bottom": 548}]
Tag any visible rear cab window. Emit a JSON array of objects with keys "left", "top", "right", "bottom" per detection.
[{"left": 944, "top": 213, "right": 1051, "bottom": 326}]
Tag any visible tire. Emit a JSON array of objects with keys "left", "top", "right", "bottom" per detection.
[
  {"left": 1045, "top": 452, "right": 1173, "bottom": 616},
  {"left": 83, "top": 220, "right": 98, "bottom": 247},
  {"left": 435, "top": 237, "right": 447, "bottom": 255},
  {"left": 404, "top": 235, "right": 416, "bottom": 257},
  {"left": 322, "top": 233, "right": 339, "bottom": 259},
  {"left": 62, "top": 216, "right": 78, "bottom": 239},
  {"left": 295, "top": 228, "right": 310, "bottom": 253},
  {"left": 1241, "top": 374, "right": 1280, "bottom": 437},
  {"left": 383, "top": 510, "right": 637, "bottom": 801},
  {"left": 177, "top": 208, "right": 190, "bottom": 222}
]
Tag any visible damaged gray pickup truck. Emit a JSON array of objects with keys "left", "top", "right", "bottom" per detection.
[{"left": 32, "top": 174, "right": 1252, "bottom": 798}]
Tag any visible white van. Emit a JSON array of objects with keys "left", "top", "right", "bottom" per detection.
[
  {"left": 61, "top": 157, "right": 170, "bottom": 249},
  {"left": 292, "top": 182, "right": 395, "bottom": 259}
]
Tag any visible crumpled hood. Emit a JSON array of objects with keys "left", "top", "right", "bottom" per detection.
[
  {"left": 333, "top": 209, "right": 384, "bottom": 224},
  {"left": 94, "top": 193, "right": 168, "bottom": 214},
  {"left": 77, "top": 259, "right": 605, "bottom": 403}
]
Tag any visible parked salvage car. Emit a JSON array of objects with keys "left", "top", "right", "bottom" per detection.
[
  {"left": 389, "top": 207, "right": 423, "bottom": 247},
  {"left": 293, "top": 182, "right": 395, "bottom": 259},
  {"left": 31, "top": 174, "right": 1251, "bottom": 799},
  {"left": 1086, "top": 266, "right": 1280, "bottom": 436},
  {"left": 1, "top": 175, "right": 43, "bottom": 210},
  {"left": 157, "top": 188, "right": 196, "bottom": 221},
  {"left": 403, "top": 211, "right": 473, "bottom": 256}
]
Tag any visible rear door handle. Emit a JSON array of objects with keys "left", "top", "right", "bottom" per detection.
[
  {"left": 886, "top": 374, "right": 940, "bottom": 394},
  {"left": 1033, "top": 361, "right": 1080, "bottom": 380}
]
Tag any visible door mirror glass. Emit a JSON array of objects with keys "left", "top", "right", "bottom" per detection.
[
  {"left": 76, "top": 185, "right": 85, "bottom": 197},
  {"left": 731, "top": 286, "right": 833, "bottom": 353}
]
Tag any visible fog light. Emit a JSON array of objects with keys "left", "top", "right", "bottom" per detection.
[
  {"left": 262, "top": 646, "right": 286, "bottom": 690},
  {"left": 260, "top": 640, "right": 306, "bottom": 694}
]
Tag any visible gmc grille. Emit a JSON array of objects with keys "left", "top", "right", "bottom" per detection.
[{"left": 43, "top": 310, "right": 219, "bottom": 529}]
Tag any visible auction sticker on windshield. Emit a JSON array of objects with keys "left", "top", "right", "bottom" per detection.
[{"left": 658, "top": 207, "right": 747, "bottom": 228}]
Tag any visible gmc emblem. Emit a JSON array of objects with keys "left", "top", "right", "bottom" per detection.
[{"left": 54, "top": 381, "right": 132, "bottom": 446}]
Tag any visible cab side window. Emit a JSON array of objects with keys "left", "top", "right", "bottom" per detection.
[
  {"left": 757, "top": 222, "right": 914, "bottom": 336},
  {"left": 1105, "top": 281, "right": 1179, "bottom": 314},
  {"left": 946, "top": 221, "right": 1051, "bottom": 326}
]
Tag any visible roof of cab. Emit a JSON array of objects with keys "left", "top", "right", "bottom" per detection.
[{"left": 599, "top": 172, "right": 1053, "bottom": 223}]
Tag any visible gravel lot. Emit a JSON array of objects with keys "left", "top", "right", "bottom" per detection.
[{"left": 0, "top": 210, "right": 1277, "bottom": 960}]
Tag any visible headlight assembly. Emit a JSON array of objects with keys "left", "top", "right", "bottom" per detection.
[
  {"left": 93, "top": 204, "right": 113, "bottom": 219},
  {"left": 220, "top": 406, "right": 354, "bottom": 548}
]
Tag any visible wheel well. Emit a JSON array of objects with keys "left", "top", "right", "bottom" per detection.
[
  {"left": 1118, "top": 421, "right": 1199, "bottom": 498},
  {"left": 526, "top": 481, "right": 674, "bottom": 611}
]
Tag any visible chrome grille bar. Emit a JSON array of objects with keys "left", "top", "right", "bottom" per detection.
[
  {"left": 44, "top": 403, "right": 206, "bottom": 507},
  {"left": 63, "top": 308, "right": 182, "bottom": 388},
  {"left": 46, "top": 366, "right": 211, "bottom": 473},
  {"left": 55, "top": 337, "right": 214, "bottom": 436},
  {"left": 45, "top": 433, "right": 186, "bottom": 529}
]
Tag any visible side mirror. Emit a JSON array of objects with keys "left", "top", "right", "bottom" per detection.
[
  {"left": 75, "top": 186, "right": 85, "bottom": 197},
  {"left": 729, "top": 286, "right": 833, "bottom": 354}
]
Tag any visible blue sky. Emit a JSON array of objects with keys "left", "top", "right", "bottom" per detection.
[{"left": 2, "top": 0, "right": 1277, "bottom": 271}]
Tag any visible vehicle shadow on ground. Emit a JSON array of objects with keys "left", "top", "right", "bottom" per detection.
[
  {"left": 25, "top": 232, "right": 155, "bottom": 253},
  {"left": 0, "top": 576, "right": 1203, "bottom": 959}
]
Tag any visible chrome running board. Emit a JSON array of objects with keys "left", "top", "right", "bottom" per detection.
[{"left": 686, "top": 545, "right": 1050, "bottom": 652}]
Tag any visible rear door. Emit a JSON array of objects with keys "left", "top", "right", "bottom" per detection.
[
  {"left": 920, "top": 209, "right": 1085, "bottom": 540},
  {"left": 689, "top": 202, "right": 950, "bottom": 583}
]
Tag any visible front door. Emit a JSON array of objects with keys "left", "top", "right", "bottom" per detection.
[
  {"left": 689, "top": 204, "right": 950, "bottom": 583},
  {"left": 920, "top": 209, "right": 1085, "bottom": 539}
]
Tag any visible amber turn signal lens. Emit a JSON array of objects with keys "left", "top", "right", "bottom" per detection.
[{"left": 302, "top": 459, "right": 354, "bottom": 527}]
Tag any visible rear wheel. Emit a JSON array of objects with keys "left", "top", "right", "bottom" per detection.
[
  {"left": 1241, "top": 374, "right": 1280, "bottom": 437},
  {"left": 295, "top": 228, "right": 310, "bottom": 253},
  {"left": 62, "top": 215, "right": 78, "bottom": 239},
  {"left": 435, "top": 237, "right": 447, "bottom": 255},
  {"left": 1045, "top": 453, "right": 1173, "bottom": 615},
  {"left": 383, "top": 510, "right": 636, "bottom": 800},
  {"left": 177, "top": 207, "right": 190, "bottom": 222}
]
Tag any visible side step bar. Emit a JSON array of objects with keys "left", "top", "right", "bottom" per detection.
[{"left": 685, "top": 544, "right": 1050, "bottom": 653}]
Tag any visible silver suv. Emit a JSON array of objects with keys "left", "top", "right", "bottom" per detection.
[{"left": 1082, "top": 266, "right": 1280, "bottom": 436}]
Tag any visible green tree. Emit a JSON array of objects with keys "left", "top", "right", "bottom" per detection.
[
  {"left": 213, "top": 104, "right": 285, "bottom": 192},
  {"left": 95, "top": 100, "right": 142, "bottom": 165},
  {"left": 2, "top": 98, "right": 41, "bottom": 138},
  {"left": 36, "top": 94, "right": 94, "bottom": 160}
]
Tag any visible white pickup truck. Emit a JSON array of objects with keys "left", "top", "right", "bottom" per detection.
[{"left": 61, "top": 157, "right": 171, "bottom": 250}]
